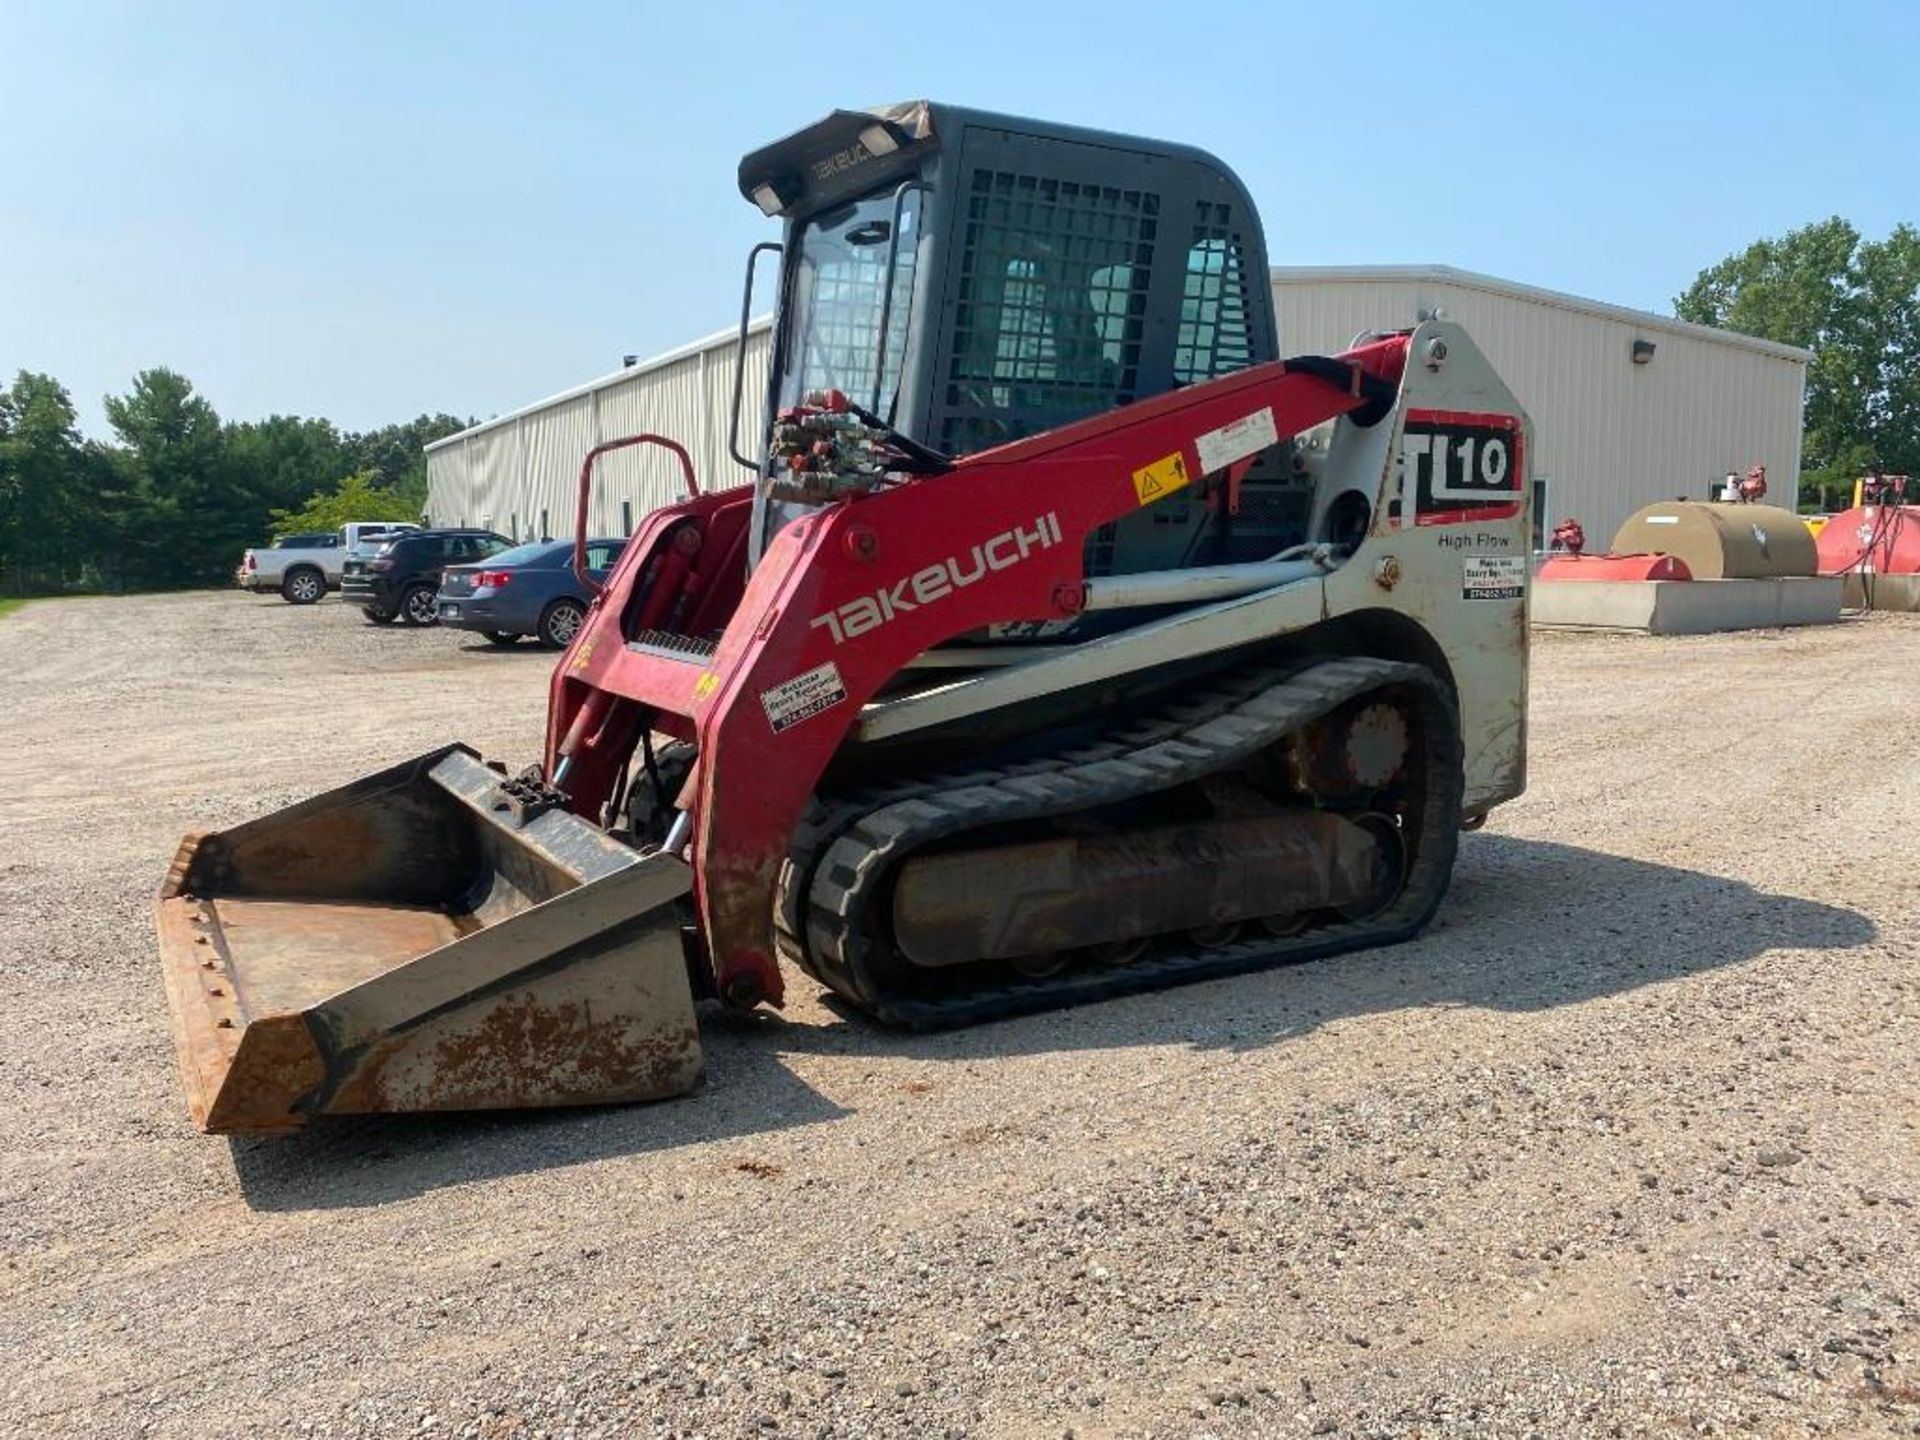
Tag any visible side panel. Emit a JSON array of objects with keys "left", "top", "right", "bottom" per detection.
[{"left": 1324, "top": 322, "right": 1531, "bottom": 813}]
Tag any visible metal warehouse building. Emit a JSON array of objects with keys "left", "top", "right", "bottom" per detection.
[
  {"left": 425, "top": 266, "right": 1809, "bottom": 548},
  {"left": 1271, "top": 266, "right": 1810, "bottom": 542},
  {"left": 424, "top": 322, "right": 775, "bottom": 542}
]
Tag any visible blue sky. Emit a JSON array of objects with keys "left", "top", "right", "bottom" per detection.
[{"left": 2, "top": 0, "right": 1915, "bottom": 437}]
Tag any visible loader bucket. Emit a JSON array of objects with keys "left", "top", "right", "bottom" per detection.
[{"left": 156, "top": 745, "right": 702, "bottom": 1135}]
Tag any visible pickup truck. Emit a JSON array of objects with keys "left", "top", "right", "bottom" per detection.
[{"left": 236, "top": 522, "right": 419, "bottom": 604}]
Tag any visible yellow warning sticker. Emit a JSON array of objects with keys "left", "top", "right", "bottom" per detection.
[
  {"left": 692, "top": 670, "right": 721, "bottom": 704},
  {"left": 1131, "top": 450, "right": 1190, "bottom": 506}
]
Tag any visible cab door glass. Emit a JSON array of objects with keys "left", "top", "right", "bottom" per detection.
[{"left": 782, "top": 189, "right": 922, "bottom": 419}]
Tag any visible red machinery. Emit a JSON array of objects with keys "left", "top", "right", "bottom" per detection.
[
  {"left": 1535, "top": 552, "right": 1693, "bottom": 582},
  {"left": 1537, "top": 516, "right": 1692, "bottom": 582},
  {"left": 1815, "top": 476, "right": 1919, "bottom": 575},
  {"left": 155, "top": 101, "right": 1534, "bottom": 1135},
  {"left": 544, "top": 348, "right": 1417, "bottom": 1012}
]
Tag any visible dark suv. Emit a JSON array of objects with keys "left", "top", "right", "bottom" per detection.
[{"left": 344, "top": 528, "right": 513, "bottom": 626}]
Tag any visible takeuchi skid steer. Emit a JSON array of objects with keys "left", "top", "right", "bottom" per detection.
[{"left": 158, "top": 102, "right": 1532, "bottom": 1135}]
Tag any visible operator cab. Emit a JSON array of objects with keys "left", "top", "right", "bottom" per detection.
[{"left": 734, "top": 102, "right": 1322, "bottom": 586}]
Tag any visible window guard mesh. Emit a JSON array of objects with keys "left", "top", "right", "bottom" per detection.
[{"left": 939, "top": 169, "right": 1159, "bottom": 455}]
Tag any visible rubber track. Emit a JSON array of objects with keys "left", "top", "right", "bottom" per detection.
[
  {"left": 776, "top": 656, "right": 1463, "bottom": 1029},
  {"left": 770, "top": 665, "right": 1280, "bottom": 989}
]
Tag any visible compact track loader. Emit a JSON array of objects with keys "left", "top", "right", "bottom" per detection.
[{"left": 159, "top": 102, "right": 1532, "bottom": 1134}]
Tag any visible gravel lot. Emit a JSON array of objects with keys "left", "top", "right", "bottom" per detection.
[{"left": 1, "top": 591, "right": 1916, "bottom": 1440}]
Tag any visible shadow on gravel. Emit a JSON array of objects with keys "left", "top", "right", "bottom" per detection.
[
  {"left": 231, "top": 1034, "right": 849, "bottom": 1212},
  {"left": 772, "top": 832, "right": 1877, "bottom": 1062},
  {"left": 229, "top": 834, "right": 1871, "bottom": 1211},
  {"left": 451, "top": 639, "right": 553, "bottom": 657}
]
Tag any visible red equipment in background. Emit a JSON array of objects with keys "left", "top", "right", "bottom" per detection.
[
  {"left": 1716, "top": 464, "right": 1768, "bottom": 503},
  {"left": 1536, "top": 552, "right": 1693, "bottom": 582},
  {"left": 1550, "top": 518, "right": 1587, "bottom": 556},
  {"left": 1537, "top": 515, "right": 1691, "bottom": 581},
  {"left": 1815, "top": 475, "right": 1920, "bottom": 576}
]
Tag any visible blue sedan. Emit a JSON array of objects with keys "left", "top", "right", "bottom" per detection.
[{"left": 437, "top": 538, "right": 625, "bottom": 649}]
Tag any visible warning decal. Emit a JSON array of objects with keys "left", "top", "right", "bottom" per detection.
[
  {"left": 1131, "top": 450, "right": 1190, "bottom": 506},
  {"left": 1463, "top": 555, "right": 1527, "bottom": 601},
  {"left": 760, "top": 660, "right": 848, "bottom": 734},
  {"left": 1195, "top": 406, "right": 1279, "bottom": 475}
]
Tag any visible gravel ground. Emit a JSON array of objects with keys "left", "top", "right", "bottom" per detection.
[{"left": 1, "top": 591, "right": 1916, "bottom": 1440}]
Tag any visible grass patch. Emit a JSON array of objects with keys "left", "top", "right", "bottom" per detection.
[{"left": 0, "top": 598, "right": 29, "bottom": 621}]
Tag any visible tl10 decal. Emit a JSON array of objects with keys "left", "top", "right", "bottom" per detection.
[{"left": 1396, "top": 411, "right": 1524, "bottom": 528}]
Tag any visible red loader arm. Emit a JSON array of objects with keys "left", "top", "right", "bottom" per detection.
[{"left": 550, "top": 338, "right": 1411, "bottom": 1009}]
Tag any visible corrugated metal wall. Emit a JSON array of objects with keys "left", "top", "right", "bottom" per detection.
[
  {"left": 1271, "top": 273, "right": 1809, "bottom": 545},
  {"left": 427, "top": 274, "right": 1807, "bottom": 553},
  {"left": 425, "top": 324, "right": 772, "bottom": 539}
]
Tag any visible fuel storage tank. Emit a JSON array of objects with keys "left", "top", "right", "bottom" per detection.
[
  {"left": 1609, "top": 502, "right": 1816, "bottom": 579},
  {"left": 1814, "top": 504, "right": 1920, "bottom": 575}
]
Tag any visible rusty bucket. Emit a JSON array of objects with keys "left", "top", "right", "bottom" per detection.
[{"left": 156, "top": 746, "right": 702, "bottom": 1135}]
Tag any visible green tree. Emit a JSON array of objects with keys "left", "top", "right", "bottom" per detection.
[
  {"left": 266, "top": 470, "right": 423, "bottom": 536},
  {"left": 0, "top": 371, "right": 96, "bottom": 593},
  {"left": 343, "top": 412, "right": 471, "bottom": 495},
  {"left": 1676, "top": 218, "right": 1920, "bottom": 505},
  {"left": 221, "top": 414, "right": 347, "bottom": 517},
  {"left": 2, "top": 362, "right": 468, "bottom": 593},
  {"left": 101, "top": 368, "right": 233, "bottom": 586}
]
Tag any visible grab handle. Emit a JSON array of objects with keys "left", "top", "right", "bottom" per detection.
[{"left": 574, "top": 434, "right": 698, "bottom": 596}]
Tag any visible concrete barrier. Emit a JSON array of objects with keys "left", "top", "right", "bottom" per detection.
[
  {"left": 1532, "top": 576, "right": 1844, "bottom": 634},
  {"left": 1840, "top": 573, "right": 1920, "bottom": 612}
]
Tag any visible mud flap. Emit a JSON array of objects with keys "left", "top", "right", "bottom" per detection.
[{"left": 156, "top": 745, "right": 702, "bottom": 1135}]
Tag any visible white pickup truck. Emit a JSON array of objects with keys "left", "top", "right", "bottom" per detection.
[{"left": 236, "top": 522, "right": 419, "bottom": 604}]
